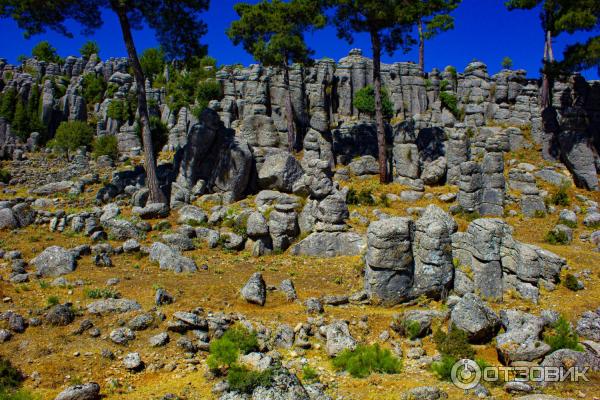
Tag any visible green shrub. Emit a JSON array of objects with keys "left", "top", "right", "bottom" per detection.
[
  {"left": 31, "top": 41, "right": 60, "bottom": 64},
  {"left": 439, "top": 91, "right": 460, "bottom": 118},
  {"left": 0, "top": 388, "right": 40, "bottom": 400},
  {"left": 501, "top": 56, "right": 513, "bottom": 70},
  {"left": 563, "top": 273, "right": 582, "bottom": 291},
  {"left": 332, "top": 344, "right": 402, "bottom": 378},
  {"left": 207, "top": 325, "right": 259, "bottom": 372},
  {"left": 550, "top": 184, "right": 570, "bottom": 206},
  {"left": 107, "top": 100, "right": 130, "bottom": 122},
  {"left": 195, "top": 79, "right": 223, "bottom": 112},
  {"left": 301, "top": 365, "right": 319, "bottom": 384},
  {"left": 430, "top": 354, "right": 457, "bottom": 381},
  {"left": 83, "top": 288, "right": 120, "bottom": 299},
  {"left": 433, "top": 324, "right": 475, "bottom": 359},
  {"left": 347, "top": 188, "right": 376, "bottom": 206},
  {"left": 543, "top": 316, "right": 582, "bottom": 352},
  {"left": 80, "top": 41, "right": 100, "bottom": 59},
  {"left": 82, "top": 73, "right": 106, "bottom": 104},
  {"left": 46, "top": 295, "right": 60, "bottom": 307},
  {"left": 401, "top": 320, "right": 422, "bottom": 340},
  {"left": 227, "top": 365, "right": 273, "bottom": 394},
  {"left": 50, "top": 121, "right": 94, "bottom": 156},
  {"left": 0, "top": 169, "right": 10, "bottom": 184},
  {"left": 353, "top": 85, "right": 394, "bottom": 119},
  {"left": 0, "top": 357, "right": 23, "bottom": 391},
  {"left": 140, "top": 47, "right": 166, "bottom": 81},
  {"left": 92, "top": 135, "right": 119, "bottom": 160},
  {"left": 544, "top": 229, "right": 569, "bottom": 245},
  {"left": 533, "top": 210, "right": 546, "bottom": 218}
]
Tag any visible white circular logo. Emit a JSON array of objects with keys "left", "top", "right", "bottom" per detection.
[{"left": 451, "top": 359, "right": 482, "bottom": 390}]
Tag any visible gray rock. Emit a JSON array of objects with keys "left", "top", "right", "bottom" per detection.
[
  {"left": 258, "top": 152, "right": 304, "bottom": 193},
  {"left": 246, "top": 212, "right": 269, "bottom": 238},
  {"left": 558, "top": 209, "right": 577, "bottom": 226},
  {"left": 450, "top": 293, "right": 500, "bottom": 343},
  {"left": 123, "top": 352, "right": 143, "bottom": 371},
  {"left": 122, "top": 239, "right": 141, "bottom": 253},
  {"left": 319, "top": 320, "right": 357, "bottom": 357},
  {"left": 576, "top": 308, "right": 600, "bottom": 341},
  {"left": 496, "top": 310, "right": 551, "bottom": 363},
  {"left": 305, "top": 298, "right": 323, "bottom": 314},
  {"left": 155, "top": 288, "right": 174, "bottom": 306},
  {"left": 128, "top": 313, "right": 154, "bottom": 331},
  {"left": 290, "top": 231, "right": 366, "bottom": 257},
  {"left": 149, "top": 332, "right": 170, "bottom": 347},
  {"left": 160, "top": 233, "right": 195, "bottom": 251},
  {"left": 54, "top": 382, "right": 101, "bottom": 400},
  {"left": 149, "top": 242, "right": 198, "bottom": 273},
  {"left": 132, "top": 203, "right": 170, "bottom": 219},
  {"left": 584, "top": 212, "right": 600, "bottom": 228},
  {"left": 87, "top": 298, "right": 141, "bottom": 314},
  {"left": 279, "top": 279, "right": 297, "bottom": 302},
  {"left": 32, "top": 181, "right": 74, "bottom": 195},
  {"left": 110, "top": 327, "right": 136, "bottom": 345},
  {"left": 348, "top": 155, "right": 379, "bottom": 176},
  {"left": 240, "top": 273, "right": 266, "bottom": 306},
  {"left": 45, "top": 304, "right": 75, "bottom": 326},
  {"left": 177, "top": 205, "right": 207, "bottom": 225},
  {"left": 401, "top": 386, "right": 448, "bottom": 400},
  {"left": 31, "top": 246, "right": 77, "bottom": 277},
  {"left": 0, "top": 208, "right": 18, "bottom": 230},
  {"left": 273, "top": 324, "right": 295, "bottom": 349}
]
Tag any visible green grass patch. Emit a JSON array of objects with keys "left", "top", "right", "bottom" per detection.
[{"left": 332, "top": 344, "right": 402, "bottom": 378}]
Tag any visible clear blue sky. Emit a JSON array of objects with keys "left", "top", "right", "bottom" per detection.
[{"left": 0, "top": 0, "right": 597, "bottom": 79}]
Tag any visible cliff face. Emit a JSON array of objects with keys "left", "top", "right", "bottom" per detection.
[{"left": 0, "top": 49, "right": 598, "bottom": 194}]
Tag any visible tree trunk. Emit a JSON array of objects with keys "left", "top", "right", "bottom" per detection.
[
  {"left": 282, "top": 62, "right": 296, "bottom": 153},
  {"left": 114, "top": 6, "right": 167, "bottom": 205},
  {"left": 370, "top": 31, "right": 389, "bottom": 184},
  {"left": 540, "top": 29, "right": 553, "bottom": 109},
  {"left": 418, "top": 18, "right": 425, "bottom": 74}
]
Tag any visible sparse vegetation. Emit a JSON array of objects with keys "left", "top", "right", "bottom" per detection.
[
  {"left": 207, "top": 325, "right": 259, "bottom": 373},
  {"left": 433, "top": 324, "right": 475, "bottom": 360},
  {"left": 550, "top": 183, "right": 571, "bottom": 206},
  {"left": 301, "top": 365, "right": 319, "bottom": 384},
  {"left": 46, "top": 295, "right": 60, "bottom": 307},
  {"left": 0, "top": 169, "right": 10, "bottom": 184},
  {"left": 501, "top": 56, "right": 513, "bottom": 69},
  {"left": 227, "top": 365, "right": 274, "bottom": 394},
  {"left": 332, "top": 344, "right": 402, "bottom": 378},
  {"left": 84, "top": 288, "right": 120, "bottom": 299},
  {"left": 92, "top": 135, "right": 119, "bottom": 160},
  {"left": 354, "top": 85, "right": 394, "bottom": 119},
  {"left": 347, "top": 188, "right": 376, "bottom": 206},
  {"left": 545, "top": 229, "right": 570, "bottom": 245},
  {"left": 543, "top": 316, "right": 583, "bottom": 352},
  {"left": 563, "top": 273, "right": 582, "bottom": 291}
]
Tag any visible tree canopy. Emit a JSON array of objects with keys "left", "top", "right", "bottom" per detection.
[
  {"left": 31, "top": 41, "right": 61, "bottom": 63},
  {"left": 80, "top": 40, "right": 100, "bottom": 59}
]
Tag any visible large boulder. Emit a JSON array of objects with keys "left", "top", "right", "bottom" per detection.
[
  {"left": 290, "top": 231, "right": 366, "bottom": 257},
  {"left": 148, "top": 242, "right": 198, "bottom": 273},
  {"left": 30, "top": 246, "right": 77, "bottom": 277},
  {"left": 450, "top": 293, "right": 500, "bottom": 343},
  {"left": 576, "top": 308, "right": 600, "bottom": 341},
  {"left": 319, "top": 320, "right": 357, "bottom": 357},
  {"left": 258, "top": 152, "right": 304, "bottom": 193},
  {"left": 496, "top": 310, "right": 551, "bottom": 364},
  {"left": 54, "top": 382, "right": 101, "bottom": 400},
  {"left": 240, "top": 272, "right": 266, "bottom": 306},
  {"left": 87, "top": 298, "right": 141, "bottom": 314}
]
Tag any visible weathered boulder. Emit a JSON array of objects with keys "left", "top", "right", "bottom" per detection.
[
  {"left": 258, "top": 152, "right": 304, "bottom": 193},
  {"left": 450, "top": 293, "right": 500, "bottom": 343},
  {"left": 148, "top": 242, "right": 198, "bottom": 273},
  {"left": 241, "top": 272, "right": 266, "bottom": 306},
  {"left": 576, "top": 308, "right": 600, "bottom": 341},
  {"left": 30, "top": 246, "right": 77, "bottom": 277},
  {"left": 87, "top": 298, "right": 141, "bottom": 314},
  {"left": 54, "top": 382, "right": 101, "bottom": 400},
  {"left": 496, "top": 310, "right": 551, "bottom": 364},
  {"left": 319, "top": 320, "right": 357, "bottom": 357},
  {"left": 290, "top": 231, "right": 366, "bottom": 257}
]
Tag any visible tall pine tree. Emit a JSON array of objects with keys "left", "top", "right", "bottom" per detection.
[
  {"left": 227, "top": 0, "right": 326, "bottom": 152},
  {"left": 325, "top": 0, "right": 416, "bottom": 183},
  {"left": 0, "top": 0, "right": 210, "bottom": 204}
]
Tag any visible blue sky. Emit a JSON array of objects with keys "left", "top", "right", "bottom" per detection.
[{"left": 0, "top": 0, "right": 598, "bottom": 79}]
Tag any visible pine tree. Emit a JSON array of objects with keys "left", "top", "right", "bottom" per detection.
[
  {"left": 12, "top": 96, "right": 29, "bottom": 139},
  {"left": 80, "top": 40, "right": 100, "bottom": 59},
  {"left": 0, "top": 0, "right": 211, "bottom": 204},
  {"left": 411, "top": 1, "right": 461, "bottom": 73},
  {"left": 227, "top": 0, "right": 326, "bottom": 152},
  {"left": 325, "top": 0, "right": 416, "bottom": 183},
  {"left": 31, "top": 41, "right": 61, "bottom": 63},
  {"left": 0, "top": 87, "right": 17, "bottom": 122}
]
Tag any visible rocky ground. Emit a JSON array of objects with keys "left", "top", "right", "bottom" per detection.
[{"left": 0, "top": 147, "right": 599, "bottom": 400}]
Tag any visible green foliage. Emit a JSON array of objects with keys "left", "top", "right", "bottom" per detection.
[
  {"left": 81, "top": 73, "right": 106, "bottom": 105},
  {"left": 545, "top": 229, "right": 570, "bottom": 245},
  {"left": 401, "top": 320, "right": 422, "bottom": 340},
  {"left": 31, "top": 41, "right": 60, "bottom": 63},
  {"left": 502, "top": 56, "right": 514, "bottom": 69},
  {"left": 0, "top": 169, "right": 10, "bottom": 184},
  {"left": 430, "top": 354, "right": 457, "bottom": 381},
  {"left": 0, "top": 357, "right": 23, "bottom": 391},
  {"left": 543, "top": 316, "right": 582, "bottom": 352},
  {"left": 550, "top": 183, "right": 570, "bottom": 206},
  {"left": 332, "top": 344, "right": 402, "bottom": 378},
  {"left": 50, "top": 121, "right": 94, "bottom": 155},
  {"left": 195, "top": 79, "right": 223, "bottom": 113},
  {"left": 92, "top": 135, "right": 119, "bottom": 160},
  {"left": 139, "top": 47, "right": 165, "bottom": 80},
  {"left": 135, "top": 116, "right": 168, "bottom": 157},
  {"left": 347, "top": 188, "right": 376, "bottom": 206},
  {"left": 353, "top": 85, "right": 394, "bottom": 119},
  {"left": 207, "top": 325, "right": 259, "bottom": 372},
  {"left": 439, "top": 91, "right": 461, "bottom": 119},
  {"left": 433, "top": 324, "right": 475, "bottom": 359},
  {"left": 227, "top": 365, "right": 274, "bottom": 394},
  {"left": 0, "top": 87, "right": 17, "bottom": 122},
  {"left": 46, "top": 295, "right": 60, "bottom": 307},
  {"left": 227, "top": 0, "right": 326, "bottom": 68},
  {"left": 563, "top": 273, "right": 582, "bottom": 291},
  {"left": 107, "top": 100, "right": 132, "bottom": 122},
  {"left": 84, "top": 287, "right": 120, "bottom": 299},
  {"left": 79, "top": 40, "right": 99, "bottom": 59},
  {"left": 0, "top": 388, "right": 39, "bottom": 400},
  {"left": 301, "top": 365, "right": 319, "bottom": 384}
]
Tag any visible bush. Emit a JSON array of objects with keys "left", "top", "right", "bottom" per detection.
[
  {"left": 543, "top": 316, "right": 582, "bottom": 352},
  {"left": 80, "top": 41, "right": 100, "bottom": 59},
  {"left": 563, "top": 273, "right": 582, "bottom": 291},
  {"left": 332, "top": 344, "right": 402, "bottom": 378},
  {"left": 401, "top": 320, "right": 422, "bottom": 340},
  {"left": 92, "top": 135, "right": 119, "bottom": 160},
  {"left": 501, "top": 56, "right": 513, "bottom": 70},
  {"left": 84, "top": 288, "right": 120, "bottom": 299},
  {"left": 107, "top": 100, "right": 130, "bottom": 122},
  {"left": 354, "top": 85, "right": 394, "bottom": 119},
  {"left": 550, "top": 184, "right": 570, "bottom": 206},
  {"left": 0, "top": 169, "right": 10, "bottom": 184},
  {"left": 0, "top": 388, "right": 40, "bottom": 400},
  {"left": 545, "top": 229, "right": 569, "bottom": 245},
  {"left": 347, "top": 188, "right": 376, "bottom": 206},
  {"left": 433, "top": 324, "right": 475, "bottom": 360},
  {"left": 301, "top": 365, "right": 319, "bottom": 384},
  {"left": 430, "top": 354, "right": 457, "bottom": 381},
  {"left": 207, "top": 325, "right": 259, "bottom": 372},
  {"left": 0, "top": 358, "right": 23, "bottom": 391},
  {"left": 31, "top": 41, "right": 60, "bottom": 64},
  {"left": 227, "top": 365, "right": 273, "bottom": 394},
  {"left": 82, "top": 73, "right": 106, "bottom": 104},
  {"left": 46, "top": 296, "right": 60, "bottom": 307},
  {"left": 50, "top": 121, "right": 94, "bottom": 156},
  {"left": 439, "top": 91, "right": 461, "bottom": 119},
  {"left": 195, "top": 79, "right": 223, "bottom": 112},
  {"left": 140, "top": 47, "right": 166, "bottom": 81}
]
